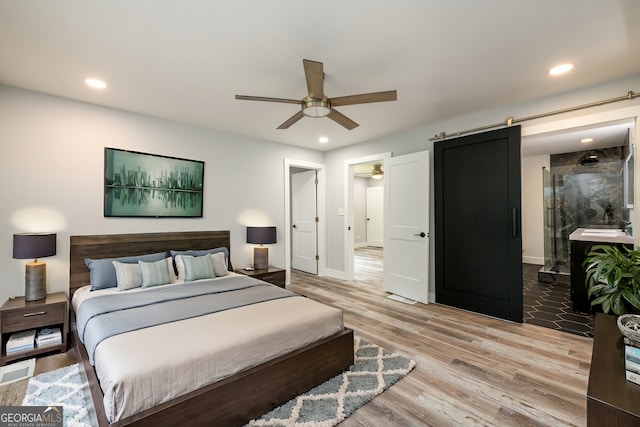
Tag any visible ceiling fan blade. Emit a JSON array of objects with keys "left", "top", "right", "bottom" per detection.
[
  {"left": 277, "top": 111, "right": 306, "bottom": 129},
  {"left": 327, "top": 109, "right": 359, "bottom": 130},
  {"left": 236, "top": 95, "right": 301, "bottom": 105},
  {"left": 330, "top": 90, "right": 397, "bottom": 106},
  {"left": 303, "top": 59, "right": 324, "bottom": 99}
]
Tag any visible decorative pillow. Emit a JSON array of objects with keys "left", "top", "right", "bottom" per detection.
[
  {"left": 85, "top": 252, "right": 167, "bottom": 290},
  {"left": 181, "top": 255, "right": 215, "bottom": 282},
  {"left": 210, "top": 252, "right": 229, "bottom": 277},
  {"left": 112, "top": 261, "right": 143, "bottom": 291},
  {"left": 171, "top": 247, "right": 229, "bottom": 281},
  {"left": 139, "top": 258, "right": 172, "bottom": 288}
]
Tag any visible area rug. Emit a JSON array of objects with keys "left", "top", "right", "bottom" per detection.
[
  {"left": 247, "top": 338, "right": 416, "bottom": 426},
  {"left": 22, "top": 363, "right": 92, "bottom": 427},
  {"left": 0, "top": 357, "right": 35, "bottom": 386}
]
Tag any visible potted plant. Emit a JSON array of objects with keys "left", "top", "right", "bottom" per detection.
[{"left": 584, "top": 244, "right": 640, "bottom": 315}]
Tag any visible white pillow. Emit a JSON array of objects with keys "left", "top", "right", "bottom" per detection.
[
  {"left": 210, "top": 252, "right": 228, "bottom": 277},
  {"left": 112, "top": 261, "right": 143, "bottom": 291}
]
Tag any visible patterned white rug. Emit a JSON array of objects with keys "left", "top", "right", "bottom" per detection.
[
  {"left": 22, "top": 363, "right": 92, "bottom": 427},
  {"left": 247, "top": 338, "right": 416, "bottom": 426}
]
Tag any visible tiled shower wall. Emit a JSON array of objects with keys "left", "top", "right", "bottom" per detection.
[{"left": 549, "top": 146, "right": 627, "bottom": 263}]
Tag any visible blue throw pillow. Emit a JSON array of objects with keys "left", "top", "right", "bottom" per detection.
[
  {"left": 181, "top": 255, "right": 215, "bottom": 282},
  {"left": 85, "top": 252, "right": 167, "bottom": 290},
  {"left": 139, "top": 258, "right": 172, "bottom": 288}
]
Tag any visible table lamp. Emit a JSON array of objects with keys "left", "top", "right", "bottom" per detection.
[
  {"left": 13, "top": 233, "right": 57, "bottom": 301},
  {"left": 247, "top": 226, "right": 276, "bottom": 270}
]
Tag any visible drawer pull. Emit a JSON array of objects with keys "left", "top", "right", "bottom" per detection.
[
  {"left": 23, "top": 311, "right": 46, "bottom": 317},
  {"left": 263, "top": 275, "right": 274, "bottom": 280}
]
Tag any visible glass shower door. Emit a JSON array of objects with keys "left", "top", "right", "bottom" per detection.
[{"left": 542, "top": 167, "right": 555, "bottom": 271}]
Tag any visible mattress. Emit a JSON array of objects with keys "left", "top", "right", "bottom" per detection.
[{"left": 72, "top": 275, "right": 344, "bottom": 422}]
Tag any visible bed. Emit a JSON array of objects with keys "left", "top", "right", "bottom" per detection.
[{"left": 69, "top": 230, "right": 354, "bottom": 427}]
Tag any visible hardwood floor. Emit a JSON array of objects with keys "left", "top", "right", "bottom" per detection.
[
  {"left": 289, "top": 247, "right": 593, "bottom": 426},
  {"left": 1, "top": 252, "right": 593, "bottom": 426}
]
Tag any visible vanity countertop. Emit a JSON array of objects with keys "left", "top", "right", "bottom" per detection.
[{"left": 569, "top": 228, "right": 634, "bottom": 244}]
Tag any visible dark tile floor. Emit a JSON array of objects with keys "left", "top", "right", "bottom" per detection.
[{"left": 523, "top": 263, "right": 594, "bottom": 337}]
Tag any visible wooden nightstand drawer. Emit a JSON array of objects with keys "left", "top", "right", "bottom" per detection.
[
  {"left": 1, "top": 303, "right": 65, "bottom": 333},
  {"left": 234, "top": 267, "right": 286, "bottom": 288},
  {"left": 257, "top": 272, "right": 285, "bottom": 287}
]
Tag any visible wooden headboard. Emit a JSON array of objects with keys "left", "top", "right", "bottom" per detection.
[{"left": 69, "top": 230, "right": 231, "bottom": 297}]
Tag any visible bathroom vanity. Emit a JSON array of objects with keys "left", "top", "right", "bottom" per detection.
[{"left": 569, "top": 228, "right": 633, "bottom": 313}]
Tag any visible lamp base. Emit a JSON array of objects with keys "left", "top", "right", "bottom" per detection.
[
  {"left": 253, "top": 247, "right": 269, "bottom": 270},
  {"left": 25, "top": 261, "right": 46, "bottom": 301}
]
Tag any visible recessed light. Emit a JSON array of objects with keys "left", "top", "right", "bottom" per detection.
[
  {"left": 581, "top": 138, "right": 594, "bottom": 144},
  {"left": 549, "top": 63, "right": 574, "bottom": 76},
  {"left": 85, "top": 78, "right": 107, "bottom": 89},
  {"left": 318, "top": 136, "right": 329, "bottom": 144}
]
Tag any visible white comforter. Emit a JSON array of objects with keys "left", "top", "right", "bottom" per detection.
[{"left": 72, "top": 275, "right": 344, "bottom": 422}]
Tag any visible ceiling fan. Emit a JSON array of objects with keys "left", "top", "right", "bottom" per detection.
[{"left": 235, "top": 59, "right": 397, "bottom": 130}]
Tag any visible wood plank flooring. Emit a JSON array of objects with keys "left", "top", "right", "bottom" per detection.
[
  {"left": 289, "top": 247, "right": 593, "bottom": 426},
  {"left": 1, "top": 248, "right": 593, "bottom": 426}
]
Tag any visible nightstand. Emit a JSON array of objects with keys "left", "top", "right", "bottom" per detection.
[
  {"left": 235, "top": 267, "right": 286, "bottom": 288},
  {"left": 0, "top": 292, "right": 68, "bottom": 366}
]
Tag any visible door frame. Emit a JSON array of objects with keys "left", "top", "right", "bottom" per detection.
[
  {"left": 344, "top": 152, "right": 392, "bottom": 281},
  {"left": 284, "top": 159, "right": 326, "bottom": 284}
]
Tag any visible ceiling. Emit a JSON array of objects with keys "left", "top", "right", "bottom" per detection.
[{"left": 1, "top": 1, "right": 639, "bottom": 151}]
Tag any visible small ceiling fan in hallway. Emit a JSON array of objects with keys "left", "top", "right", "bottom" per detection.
[{"left": 235, "top": 59, "right": 397, "bottom": 130}]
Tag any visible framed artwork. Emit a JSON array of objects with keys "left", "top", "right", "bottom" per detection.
[{"left": 104, "top": 147, "right": 204, "bottom": 218}]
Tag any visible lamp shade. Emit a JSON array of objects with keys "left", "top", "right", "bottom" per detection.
[
  {"left": 13, "top": 233, "right": 57, "bottom": 259},
  {"left": 246, "top": 226, "right": 277, "bottom": 245}
]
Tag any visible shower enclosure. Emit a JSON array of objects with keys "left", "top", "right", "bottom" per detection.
[
  {"left": 541, "top": 167, "right": 571, "bottom": 282},
  {"left": 540, "top": 148, "right": 626, "bottom": 283}
]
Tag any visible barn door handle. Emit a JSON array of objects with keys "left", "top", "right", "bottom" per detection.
[
  {"left": 414, "top": 232, "right": 426, "bottom": 238},
  {"left": 512, "top": 208, "right": 518, "bottom": 237}
]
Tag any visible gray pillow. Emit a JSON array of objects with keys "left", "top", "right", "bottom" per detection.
[
  {"left": 210, "top": 252, "right": 229, "bottom": 277},
  {"left": 85, "top": 252, "right": 167, "bottom": 290},
  {"left": 113, "top": 261, "right": 143, "bottom": 291}
]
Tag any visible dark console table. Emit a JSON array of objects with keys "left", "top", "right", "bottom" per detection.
[{"left": 587, "top": 313, "right": 640, "bottom": 426}]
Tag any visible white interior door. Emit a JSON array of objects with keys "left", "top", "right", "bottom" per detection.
[
  {"left": 366, "top": 186, "right": 384, "bottom": 247},
  {"left": 383, "top": 151, "right": 430, "bottom": 303},
  {"left": 292, "top": 170, "right": 318, "bottom": 274}
]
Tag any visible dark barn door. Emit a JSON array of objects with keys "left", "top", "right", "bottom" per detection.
[{"left": 434, "top": 126, "right": 522, "bottom": 322}]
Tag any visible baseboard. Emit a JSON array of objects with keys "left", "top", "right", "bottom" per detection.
[
  {"left": 325, "top": 269, "right": 347, "bottom": 280},
  {"left": 354, "top": 242, "right": 367, "bottom": 248},
  {"left": 523, "top": 256, "right": 544, "bottom": 265},
  {"left": 429, "top": 291, "right": 436, "bottom": 304}
]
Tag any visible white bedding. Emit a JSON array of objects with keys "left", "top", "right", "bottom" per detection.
[{"left": 72, "top": 277, "right": 344, "bottom": 423}]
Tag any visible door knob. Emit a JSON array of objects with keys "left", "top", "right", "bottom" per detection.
[
  {"left": 292, "top": 224, "right": 297, "bottom": 228},
  {"left": 414, "top": 232, "right": 426, "bottom": 238}
]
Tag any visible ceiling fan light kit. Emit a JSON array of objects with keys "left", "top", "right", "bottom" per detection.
[
  {"left": 236, "top": 59, "right": 397, "bottom": 130},
  {"left": 303, "top": 97, "right": 331, "bottom": 118},
  {"left": 371, "top": 164, "right": 383, "bottom": 180}
]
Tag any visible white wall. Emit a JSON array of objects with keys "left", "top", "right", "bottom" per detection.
[
  {"left": 521, "top": 154, "right": 550, "bottom": 265},
  {"left": 0, "top": 86, "right": 323, "bottom": 303},
  {"left": 323, "top": 73, "right": 640, "bottom": 299}
]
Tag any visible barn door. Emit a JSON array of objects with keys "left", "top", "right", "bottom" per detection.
[{"left": 434, "top": 126, "right": 522, "bottom": 322}]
